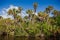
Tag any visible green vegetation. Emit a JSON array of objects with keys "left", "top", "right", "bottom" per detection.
[{"left": 0, "top": 2, "right": 60, "bottom": 37}]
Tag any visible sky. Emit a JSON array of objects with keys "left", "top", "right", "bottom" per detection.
[{"left": 0, "top": 0, "right": 60, "bottom": 18}]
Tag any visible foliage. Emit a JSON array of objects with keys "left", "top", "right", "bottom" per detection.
[{"left": 0, "top": 2, "right": 60, "bottom": 37}]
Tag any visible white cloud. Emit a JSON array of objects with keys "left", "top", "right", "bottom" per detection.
[
  {"left": 33, "top": 12, "right": 38, "bottom": 15},
  {"left": 0, "top": 6, "right": 13, "bottom": 19},
  {"left": 19, "top": 11, "right": 28, "bottom": 17},
  {"left": 5, "top": 5, "right": 18, "bottom": 12},
  {"left": 0, "top": 5, "right": 26, "bottom": 19}
]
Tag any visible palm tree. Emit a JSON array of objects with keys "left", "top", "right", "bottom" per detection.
[
  {"left": 33, "top": 2, "right": 38, "bottom": 23},
  {"left": 8, "top": 7, "right": 23, "bottom": 36},
  {"left": 8, "top": 8, "right": 17, "bottom": 19},
  {"left": 24, "top": 16, "right": 28, "bottom": 21},
  {"left": 8, "top": 7, "right": 23, "bottom": 27},
  {"left": 8, "top": 9, "right": 13, "bottom": 15},
  {"left": 38, "top": 11, "right": 45, "bottom": 22},
  {"left": 26, "top": 9, "right": 33, "bottom": 21},
  {"left": 45, "top": 6, "right": 53, "bottom": 23},
  {"left": 18, "top": 7, "right": 23, "bottom": 16},
  {"left": 8, "top": 7, "right": 22, "bottom": 19},
  {"left": 52, "top": 10, "right": 58, "bottom": 17},
  {"left": 16, "top": 15, "right": 22, "bottom": 23},
  {"left": 48, "top": 6, "right": 53, "bottom": 13},
  {"left": 45, "top": 6, "right": 53, "bottom": 14},
  {"left": 38, "top": 11, "right": 44, "bottom": 17},
  {"left": 18, "top": 7, "right": 23, "bottom": 13},
  {"left": 33, "top": 2, "right": 38, "bottom": 13},
  {"left": 38, "top": 12, "right": 48, "bottom": 18},
  {"left": 18, "top": 7, "right": 24, "bottom": 22}
]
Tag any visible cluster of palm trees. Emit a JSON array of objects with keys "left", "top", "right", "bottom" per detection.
[{"left": 0, "top": 2, "right": 60, "bottom": 37}]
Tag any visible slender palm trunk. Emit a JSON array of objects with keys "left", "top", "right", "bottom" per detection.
[
  {"left": 32, "top": 11, "right": 36, "bottom": 24},
  {"left": 47, "top": 13, "right": 50, "bottom": 24}
]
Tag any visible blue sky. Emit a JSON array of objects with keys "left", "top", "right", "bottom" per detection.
[
  {"left": 0, "top": 0, "right": 60, "bottom": 11},
  {"left": 0, "top": 0, "right": 60, "bottom": 18}
]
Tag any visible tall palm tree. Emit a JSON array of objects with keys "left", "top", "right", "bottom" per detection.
[
  {"left": 33, "top": 2, "right": 38, "bottom": 13},
  {"left": 33, "top": 2, "right": 38, "bottom": 23}
]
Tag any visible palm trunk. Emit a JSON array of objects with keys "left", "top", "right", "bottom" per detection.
[
  {"left": 47, "top": 13, "right": 50, "bottom": 24},
  {"left": 32, "top": 11, "right": 36, "bottom": 24}
]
